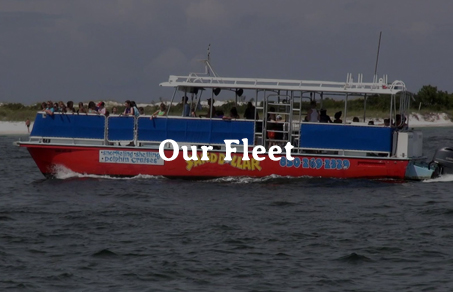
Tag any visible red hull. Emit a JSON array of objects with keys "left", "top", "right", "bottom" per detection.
[{"left": 22, "top": 144, "right": 409, "bottom": 179}]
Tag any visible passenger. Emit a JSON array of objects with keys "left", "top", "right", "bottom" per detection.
[
  {"left": 230, "top": 107, "right": 239, "bottom": 118},
  {"left": 222, "top": 107, "right": 240, "bottom": 120},
  {"left": 352, "top": 117, "right": 360, "bottom": 122},
  {"left": 307, "top": 100, "right": 319, "bottom": 122},
  {"left": 215, "top": 110, "right": 224, "bottom": 118},
  {"left": 44, "top": 101, "right": 54, "bottom": 116},
  {"left": 394, "top": 114, "right": 407, "bottom": 129},
  {"left": 25, "top": 118, "right": 30, "bottom": 133},
  {"left": 182, "top": 95, "right": 190, "bottom": 117},
  {"left": 111, "top": 106, "right": 118, "bottom": 115},
  {"left": 151, "top": 103, "right": 167, "bottom": 118},
  {"left": 87, "top": 101, "right": 98, "bottom": 114},
  {"left": 122, "top": 100, "right": 134, "bottom": 116},
  {"left": 333, "top": 111, "right": 342, "bottom": 123},
  {"left": 275, "top": 115, "right": 285, "bottom": 141},
  {"left": 266, "top": 108, "right": 277, "bottom": 141},
  {"left": 384, "top": 118, "right": 390, "bottom": 127},
  {"left": 131, "top": 101, "right": 140, "bottom": 117},
  {"left": 206, "top": 98, "right": 216, "bottom": 118},
  {"left": 57, "top": 101, "right": 66, "bottom": 113},
  {"left": 368, "top": 121, "right": 375, "bottom": 125},
  {"left": 267, "top": 107, "right": 276, "bottom": 121},
  {"left": 319, "top": 109, "right": 332, "bottom": 123},
  {"left": 191, "top": 107, "right": 197, "bottom": 117},
  {"left": 394, "top": 114, "right": 401, "bottom": 127},
  {"left": 138, "top": 107, "right": 145, "bottom": 115},
  {"left": 244, "top": 102, "right": 259, "bottom": 119},
  {"left": 66, "top": 101, "right": 75, "bottom": 114},
  {"left": 105, "top": 110, "right": 110, "bottom": 117},
  {"left": 97, "top": 102, "right": 106, "bottom": 115},
  {"left": 40, "top": 102, "right": 47, "bottom": 111},
  {"left": 77, "top": 102, "right": 87, "bottom": 114},
  {"left": 53, "top": 102, "right": 60, "bottom": 112}
]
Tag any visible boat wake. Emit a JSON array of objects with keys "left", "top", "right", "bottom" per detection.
[
  {"left": 207, "top": 174, "right": 314, "bottom": 184},
  {"left": 422, "top": 174, "right": 453, "bottom": 183},
  {"left": 50, "top": 164, "right": 451, "bottom": 183},
  {"left": 52, "top": 165, "right": 162, "bottom": 180}
]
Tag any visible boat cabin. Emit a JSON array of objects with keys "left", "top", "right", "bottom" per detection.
[{"left": 28, "top": 67, "right": 423, "bottom": 162}]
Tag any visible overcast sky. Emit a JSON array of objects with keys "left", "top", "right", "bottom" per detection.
[{"left": 1, "top": 0, "right": 452, "bottom": 105}]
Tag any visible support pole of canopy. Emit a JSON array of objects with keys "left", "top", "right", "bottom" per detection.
[
  {"left": 344, "top": 93, "right": 348, "bottom": 123},
  {"left": 320, "top": 92, "right": 324, "bottom": 109},
  {"left": 363, "top": 94, "right": 367, "bottom": 123},
  {"left": 389, "top": 94, "right": 394, "bottom": 125},
  {"left": 190, "top": 92, "right": 193, "bottom": 116},
  {"left": 183, "top": 88, "right": 187, "bottom": 117},
  {"left": 210, "top": 89, "right": 214, "bottom": 119},
  {"left": 167, "top": 87, "right": 177, "bottom": 118}
]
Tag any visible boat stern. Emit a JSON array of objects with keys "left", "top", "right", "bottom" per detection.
[{"left": 404, "top": 160, "right": 438, "bottom": 180}]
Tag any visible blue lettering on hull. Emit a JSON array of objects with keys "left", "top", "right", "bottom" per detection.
[{"left": 280, "top": 157, "right": 350, "bottom": 170}]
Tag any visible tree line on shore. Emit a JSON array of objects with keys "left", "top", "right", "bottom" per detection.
[{"left": 0, "top": 85, "right": 451, "bottom": 121}]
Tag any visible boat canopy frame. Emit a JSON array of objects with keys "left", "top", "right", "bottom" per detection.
[{"left": 23, "top": 67, "right": 415, "bottom": 161}]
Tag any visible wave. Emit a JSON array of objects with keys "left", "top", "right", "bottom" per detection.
[
  {"left": 51, "top": 164, "right": 453, "bottom": 184},
  {"left": 50, "top": 166, "right": 311, "bottom": 183},
  {"left": 206, "top": 174, "right": 315, "bottom": 184},
  {"left": 52, "top": 164, "right": 162, "bottom": 180},
  {"left": 422, "top": 174, "right": 453, "bottom": 183}
]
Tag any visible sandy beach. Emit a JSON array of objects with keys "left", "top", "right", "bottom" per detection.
[
  {"left": 1, "top": 113, "right": 452, "bottom": 135},
  {"left": 0, "top": 121, "right": 34, "bottom": 135}
]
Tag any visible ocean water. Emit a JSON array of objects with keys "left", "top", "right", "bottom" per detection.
[{"left": 2, "top": 127, "right": 453, "bottom": 291}]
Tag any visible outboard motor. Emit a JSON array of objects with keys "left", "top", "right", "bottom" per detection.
[{"left": 431, "top": 147, "right": 453, "bottom": 175}]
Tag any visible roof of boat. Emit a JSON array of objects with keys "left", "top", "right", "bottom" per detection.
[{"left": 160, "top": 74, "right": 406, "bottom": 95}]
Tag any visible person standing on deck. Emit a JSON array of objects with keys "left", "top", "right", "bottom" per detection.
[
  {"left": 307, "top": 100, "right": 319, "bottom": 122},
  {"left": 207, "top": 98, "right": 216, "bottom": 118},
  {"left": 244, "top": 102, "right": 259, "bottom": 119},
  {"left": 182, "top": 95, "right": 190, "bottom": 117}
]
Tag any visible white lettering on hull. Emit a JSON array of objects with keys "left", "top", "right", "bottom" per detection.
[{"left": 99, "top": 150, "right": 164, "bottom": 165}]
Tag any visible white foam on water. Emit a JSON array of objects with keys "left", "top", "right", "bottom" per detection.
[
  {"left": 52, "top": 164, "right": 162, "bottom": 180},
  {"left": 49, "top": 164, "right": 452, "bottom": 183},
  {"left": 207, "top": 174, "right": 312, "bottom": 184},
  {"left": 52, "top": 165, "right": 81, "bottom": 179},
  {"left": 422, "top": 174, "right": 453, "bottom": 183},
  {"left": 49, "top": 166, "right": 305, "bottom": 182}
]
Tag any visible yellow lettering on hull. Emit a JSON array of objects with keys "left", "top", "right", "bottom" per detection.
[{"left": 185, "top": 152, "right": 261, "bottom": 172}]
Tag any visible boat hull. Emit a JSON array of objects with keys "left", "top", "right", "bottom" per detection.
[{"left": 22, "top": 144, "right": 410, "bottom": 179}]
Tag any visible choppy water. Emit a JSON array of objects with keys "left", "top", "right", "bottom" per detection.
[{"left": 2, "top": 127, "right": 453, "bottom": 291}]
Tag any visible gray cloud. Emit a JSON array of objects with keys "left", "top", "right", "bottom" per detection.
[{"left": 1, "top": 0, "right": 452, "bottom": 104}]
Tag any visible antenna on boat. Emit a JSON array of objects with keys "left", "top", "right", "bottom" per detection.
[
  {"left": 207, "top": 44, "right": 211, "bottom": 76},
  {"left": 204, "top": 44, "right": 218, "bottom": 77},
  {"left": 373, "top": 31, "right": 382, "bottom": 82}
]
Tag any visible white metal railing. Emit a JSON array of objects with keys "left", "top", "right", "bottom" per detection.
[{"left": 161, "top": 74, "right": 406, "bottom": 95}]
